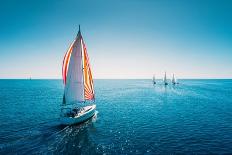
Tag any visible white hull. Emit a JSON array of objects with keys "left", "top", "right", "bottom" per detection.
[{"left": 61, "top": 104, "right": 96, "bottom": 125}]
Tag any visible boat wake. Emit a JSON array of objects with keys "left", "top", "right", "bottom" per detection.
[
  {"left": 0, "top": 113, "right": 98, "bottom": 155},
  {"left": 46, "top": 113, "right": 98, "bottom": 154}
]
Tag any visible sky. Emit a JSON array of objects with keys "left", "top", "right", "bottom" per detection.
[{"left": 0, "top": 0, "right": 232, "bottom": 79}]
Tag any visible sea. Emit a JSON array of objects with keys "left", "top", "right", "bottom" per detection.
[{"left": 0, "top": 79, "right": 232, "bottom": 154}]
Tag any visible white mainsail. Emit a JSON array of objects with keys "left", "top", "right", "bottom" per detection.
[
  {"left": 164, "top": 72, "right": 167, "bottom": 83},
  {"left": 172, "top": 74, "right": 175, "bottom": 84},
  {"left": 64, "top": 31, "right": 84, "bottom": 103},
  {"left": 153, "top": 74, "right": 156, "bottom": 84}
]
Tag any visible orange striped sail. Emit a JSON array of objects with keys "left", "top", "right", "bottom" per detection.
[{"left": 82, "top": 39, "right": 95, "bottom": 100}]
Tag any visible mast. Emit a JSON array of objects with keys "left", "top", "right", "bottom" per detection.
[
  {"left": 164, "top": 72, "right": 168, "bottom": 85},
  {"left": 164, "top": 72, "right": 166, "bottom": 82},
  {"left": 79, "top": 25, "right": 85, "bottom": 102},
  {"left": 153, "top": 74, "right": 156, "bottom": 84},
  {"left": 172, "top": 74, "right": 175, "bottom": 84}
]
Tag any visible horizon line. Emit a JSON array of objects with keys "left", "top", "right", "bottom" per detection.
[{"left": 0, "top": 78, "right": 231, "bottom": 80}]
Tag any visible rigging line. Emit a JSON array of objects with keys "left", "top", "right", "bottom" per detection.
[{"left": 81, "top": 37, "right": 85, "bottom": 101}]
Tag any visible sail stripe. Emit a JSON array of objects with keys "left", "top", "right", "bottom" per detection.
[
  {"left": 62, "top": 51, "right": 69, "bottom": 83},
  {"left": 84, "top": 81, "right": 91, "bottom": 91},
  {"left": 84, "top": 85, "right": 91, "bottom": 94},
  {"left": 84, "top": 83, "right": 89, "bottom": 91},
  {"left": 85, "top": 93, "right": 92, "bottom": 98},
  {"left": 84, "top": 91, "right": 93, "bottom": 99},
  {"left": 82, "top": 39, "right": 95, "bottom": 100},
  {"left": 84, "top": 89, "right": 93, "bottom": 99},
  {"left": 64, "top": 43, "right": 74, "bottom": 83},
  {"left": 62, "top": 40, "right": 75, "bottom": 84}
]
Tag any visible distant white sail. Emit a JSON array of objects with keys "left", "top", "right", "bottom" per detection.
[
  {"left": 164, "top": 72, "right": 167, "bottom": 82},
  {"left": 164, "top": 72, "right": 168, "bottom": 85},
  {"left": 172, "top": 74, "right": 176, "bottom": 84},
  {"left": 152, "top": 74, "right": 156, "bottom": 84}
]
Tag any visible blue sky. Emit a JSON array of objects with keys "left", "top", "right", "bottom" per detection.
[{"left": 0, "top": 0, "right": 231, "bottom": 79}]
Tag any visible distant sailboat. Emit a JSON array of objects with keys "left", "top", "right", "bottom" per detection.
[
  {"left": 152, "top": 74, "right": 156, "bottom": 84},
  {"left": 60, "top": 25, "right": 96, "bottom": 125},
  {"left": 164, "top": 72, "right": 168, "bottom": 85},
  {"left": 172, "top": 74, "right": 176, "bottom": 85},
  {"left": 172, "top": 74, "right": 179, "bottom": 85}
]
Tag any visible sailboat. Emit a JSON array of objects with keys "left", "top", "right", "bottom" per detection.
[
  {"left": 60, "top": 26, "right": 96, "bottom": 125},
  {"left": 172, "top": 74, "right": 176, "bottom": 85},
  {"left": 152, "top": 74, "right": 156, "bottom": 84},
  {"left": 164, "top": 72, "right": 168, "bottom": 85}
]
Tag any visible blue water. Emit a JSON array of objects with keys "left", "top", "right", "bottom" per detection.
[{"left": 0, "top": 79, "right": 232, "bottom": 154}]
